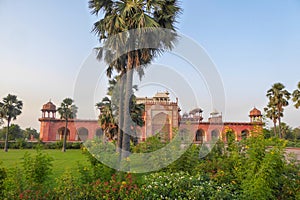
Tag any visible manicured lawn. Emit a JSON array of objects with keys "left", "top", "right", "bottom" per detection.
[{"left": 0, "top": 149, "right": 89, "bottom": 177}]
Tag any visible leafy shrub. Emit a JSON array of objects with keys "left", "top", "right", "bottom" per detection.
[
  {"left": 3, "top": 166, "right": 26, "bottom": 199},
  {"left": 286, "top": 140, "right": 300, "bottom": 147},
  {"left": 3, "top": 150, "right": 54, "bottom": 199},
  {"left": 83, "top": 138, "right": 117, "bottom": 181},
  {"left": 0, "top": 161, "right": 7, "bottom": 197},
  {"left": 166, "top": 144, "right": 201, "bottom": 174},
  {"left": 54, "top": 170, "right": 81, "bottom": 199},
  {"left": 42, "top": 141, "right": 82, "bottom": 149},
  {"left": 70, "top": 142, "right": 82, "bottom": 149},
  {"left": 238, "top": 136, "right": 285, "bottom": 199},
  {"left": 22, "top": 150, "right": 53, "bottom": 184}
]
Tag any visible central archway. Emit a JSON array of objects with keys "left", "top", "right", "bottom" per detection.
[
  {"left": 195, "top": 129, "right": 205, "bottom": 143},
  {"left": 152, "top": 112, "right": 171, "bottom": 141}
]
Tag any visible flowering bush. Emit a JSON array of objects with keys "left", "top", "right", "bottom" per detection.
[
  {"left": 141, "top": 171, "right": 238, "bottom": 199},
  {"left": 52, "top": 171, "right": 141, "bottom": 200},
  {"left": 89, "top": 173, "right": 141, "bottom": 200}
]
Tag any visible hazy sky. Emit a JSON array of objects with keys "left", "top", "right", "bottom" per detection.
[{"left": 0, "top": 0, "right": 300, "bottom": 130}]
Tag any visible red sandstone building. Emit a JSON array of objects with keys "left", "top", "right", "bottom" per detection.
[{"left": 39, "top": 92, "right": 263, "bottom": 143}]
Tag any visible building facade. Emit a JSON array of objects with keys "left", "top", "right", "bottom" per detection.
[
  {"left": 39, "top": 93, "right": 263, "bottom": 143},
  {"left": 39, "top": 101, "right": 103, "bottom": 142}
]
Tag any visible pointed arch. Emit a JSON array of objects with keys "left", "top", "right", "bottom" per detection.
[
  {"left": 211, "top": 129, "right": 220, "bottom": 140},
  {"left": 96, "top": 128, "right": 103, "bottom": 139},
  {"left": 195, "top": 129, "right": 205, "bottom": 143},
  {"left": 241, "top": 129, "right": 249, "bottom": 139},
  {"left": 77, "top": 127, "right": 89, "bottom": 141},
  {"left": 152, "top": 112, "right": 170, "bottom": 134},
  {"left": 57, "top": 127, "right": 70, "bottom": 141}
]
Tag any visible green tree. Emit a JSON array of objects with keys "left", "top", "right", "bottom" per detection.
[
  {"left": 23, "top": 127, "right": 39, "bottom": 140},
  {"left": 292, "top": 81, "right": 300, "bottom": 109},
  {"left": 57, "top": 98, "right": 78, "bottom": 152},
  {"left": 266, "top": 83, "right": 291, "bottom": 138},
  {"left": 281, "top": 122, "right": 293, "bottom": 140},
  {"left": 0, "top": 124, "right": 23, "bottom": 140},
  {"left": 262, "top": 128, "right": 272, "bottom": 139},
  {"left": 0, "top": 94, "right": 23, "bottom": 152},
  {"left": 89, "top": 0, "right": 181, "bottom": 160},
  {"left": 270, "top": 122, "right": 293, "bottom": 140},
  {"left": 292, "top": 127, "right": 300, "bottom": 140}
]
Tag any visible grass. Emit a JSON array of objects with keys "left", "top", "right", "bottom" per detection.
[{"left": 0, "top": 149, "right": 89, "bottom": 177}]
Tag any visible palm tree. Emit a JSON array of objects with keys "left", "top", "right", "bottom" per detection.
[
  {"left": 57, "top": 98, "right": 78, "bottom": 152},
  {"left": 266, "top": 83, "right": 291, "bottom": 138},
  {"left": 89, "top": 0, "right": 181, "bottom": 159},
  {"left": 97, "top": 76, "right": 123, "bottom": 144},
  {"left": 129, "top": 95, "right": 145, "bottom": 145},
  {"left": 292, "top": 82, "right": 300, "bottom": 109},
  {"left": 96, "top": 78, "right": 145, "bottom": 144},
  {"left": 96, "top": 97, "right": 117, "bottom": 140},
  {"left": 264, "top": 104, "right": 278, "bottom": 137},
  {"left": 0, "top": 94, "right": 23, "bottom": 152},
  {"left": 0, "top": 118, "right": 3, "bottom": 127}
]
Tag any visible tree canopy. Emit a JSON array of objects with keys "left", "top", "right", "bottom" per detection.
[{"left": 0, "top": 94, "right": 23, "bottom": 152}]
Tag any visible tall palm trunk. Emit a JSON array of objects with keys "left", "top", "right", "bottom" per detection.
[
  {"left": 122, "top": 53, "right": 134, "bottom": 160},
  {"left": 273, "top": 120, "right": 277, "bottom": 137},
  {"left": 4, "top": 120, "right": 10, "bottom": 152},
  {"left": 62, "top": 119, "right": 68, "bottom": 152},
  {"left": 133, "top": 124, "right": 138, "bottom": 146},
  {"left": 278, "top": 115, "right": 282, "bottom": 139},
  {"left": 117, "top": 73, "right": 125, "bottom": 154},
  {"left": 277, "top": 104, "right": 282, "bottom": 138}
]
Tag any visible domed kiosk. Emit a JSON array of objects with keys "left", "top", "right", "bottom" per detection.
[
  {"left": 41, "top": 101, "right": 56, "bottom": 118},
  {"left": 249, "top": 107, "right": 262, "bottom": 123}
]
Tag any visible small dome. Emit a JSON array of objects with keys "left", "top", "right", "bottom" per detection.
[
  {"left": 210, "top": 109, "right": 219, "bottom": 116},
  {"left": 182, "top": 112, "right": 189, "bottom": 118},
  {"left": 189, "top": 108, "right": 203, "bottom": 115},
  {"left": 154, "top": 92, "right": 169, "bottom": 98},
  {"left": 249, "top": 107, "right": 261, "bottom": 116},
  {"left": 42, "top": 101, "right": 56, "bottom": 111}
]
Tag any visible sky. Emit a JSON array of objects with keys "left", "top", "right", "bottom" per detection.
[{"left": 0, "top": 0, "right": 300, "bottom": 130}]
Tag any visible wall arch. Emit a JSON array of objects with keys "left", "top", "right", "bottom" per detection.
[
  {"left": 77, "top": 127, "right": 89, "bottom": 141},
  {"left": 211, "top": 129, "right": 220, "bottom": 140},
  {"left": 225, "top": 131, "right": 235, "bottom": 142},
  {"left": 57, "top": 127, "right": 70, "bottom": 141},
  {"left": 95, "top": 128, "right": 103, "bottom": 139},
  {"left": 241, "top": 129, "right": 249, "bottom": 139}
]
